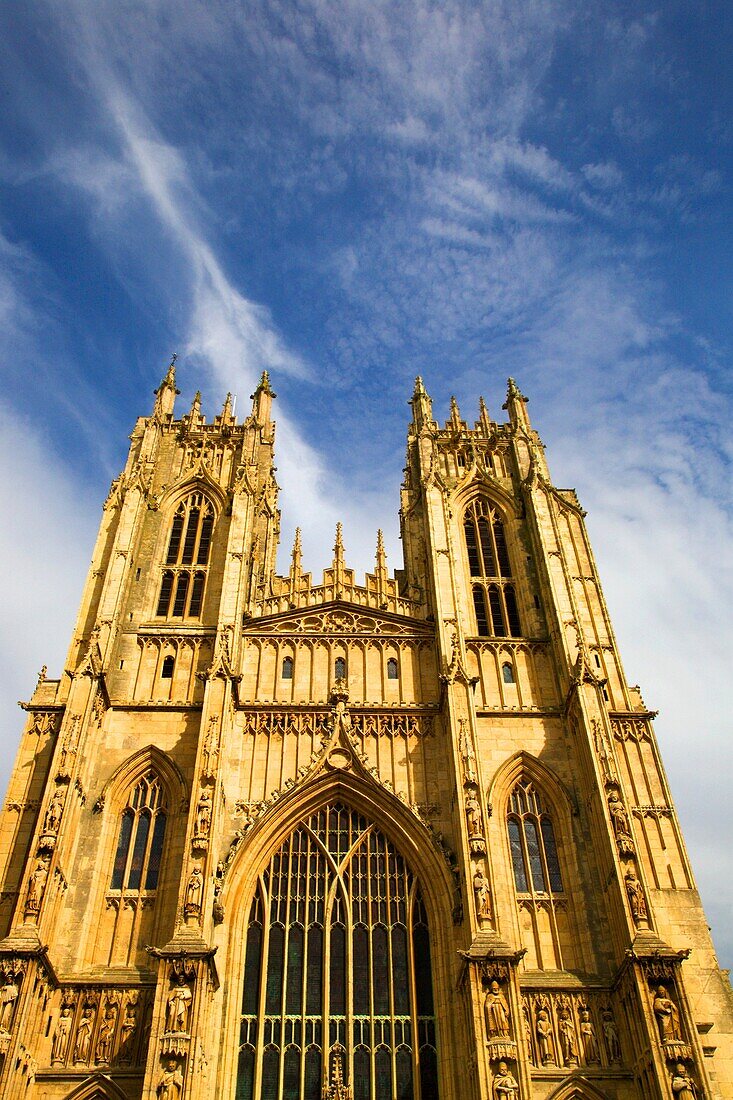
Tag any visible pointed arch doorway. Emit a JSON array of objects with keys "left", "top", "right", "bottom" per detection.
[{"left": 236, "top": 802, "right": 439, "bottom": 1100}]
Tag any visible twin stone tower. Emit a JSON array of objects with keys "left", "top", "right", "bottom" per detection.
[{"left": 0, "top": 362, "right": 730, "bottom": 1100}]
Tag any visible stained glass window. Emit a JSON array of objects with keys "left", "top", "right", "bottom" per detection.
[{"left": 237, "top": 804, "right": 439, "bottom": 1100}]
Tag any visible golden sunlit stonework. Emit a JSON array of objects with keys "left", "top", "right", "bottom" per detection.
[{"left": 0, "top": 362, "right": 731, "bottom": 1100}]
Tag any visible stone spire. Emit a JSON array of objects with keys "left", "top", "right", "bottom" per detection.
[
  {"left": 220, "top": 391, "right": 235, "bottom": 425},
  {"left": 186, "top": 390, "right": 204, "bottom": 428},
  {"left": 375, "top": 529, "right": 388, "bottom": 605},
  {"left": 289, "top": 527, "right": 303, "bottom": 594},
  {"left": 449, "top": 395, "right": 463, "bottom": 431},
  {"left": 478, "top": 395, "right": 491, "bottom": 435},
  {"left": 409, "top": 375, "right": 434, "bottom": 432},
  {"left": 152, "top": 354, "right": 180, "bottom": 419},
  {"left": 251, "top": 370, "right": 276, "bottom": 424},
  {"left": 333, "top": 523, "right": 345, "bottom": 592},
  {"left": 503, "top": 377, "right": 531, "bottom": 431}
]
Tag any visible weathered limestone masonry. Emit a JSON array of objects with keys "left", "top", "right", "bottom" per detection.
[{"left": 0, "top": 362, "right": 730, "bottom": 1100}]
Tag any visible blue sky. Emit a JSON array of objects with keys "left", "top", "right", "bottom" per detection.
[{"left": 1, "top": 3, "right": 731, "bottom": 964}]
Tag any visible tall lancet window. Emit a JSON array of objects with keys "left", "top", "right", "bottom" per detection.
[
  {"left": 237, "top": 802, "right": 439, "bottom": 1100},
  {"left": 156, "top": 492, "right": 214, "bottom": 619},
  {"left": 464, "top": 500, "right": 521, "bottom": 637}
]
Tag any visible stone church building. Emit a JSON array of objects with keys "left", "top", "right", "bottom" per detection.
[{"left": 0, "top": 362, "right": 730, "bottom": 1100}]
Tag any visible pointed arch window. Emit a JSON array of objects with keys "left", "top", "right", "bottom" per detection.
[
  {"left": 110, "top": 771, "right": 167, "bottom": 893},
  {"left": 237, "top": 803, "right": 439, "bottom": 1100},
  {"left": 463, "top": 500, "right": 521, "bottom": 637},
  {"left": 157, "top": 493, "right": 215, "bottom": 619}
]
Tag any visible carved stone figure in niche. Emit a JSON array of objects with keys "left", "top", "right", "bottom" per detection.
[
  {"left": 624, "top": 868, "right": 648, "bottom": 923},
  {"left": 118, "top": 998, "right": 138, "bottom": 1064},
  {"left": 195, "top": 788, "right": 212, "bottom": 837},
  {"left": 671, "top": 1062, "right": 698, "bottom": 1099},
  {"left": 184, "top": 864, "right": 203, "bottom": 916},
  {"left": 601, "top": 1007, "right": 621, "bottom": 1062},
  {"left": 0, "top": 973, "right": 19, "bottom": 1032},
  {"left": 24, "top": 858, "right": 49, "bottom": 914},
  {"left": 484, "top": 981, "right": 511, "bottom": 1039},
  {"left": 579, "top": 1006, "right": 600, "bottom": 1063},
  {"left": 558, "top": 1004, "right": 579, "bottom": 1066},
  {"left": 73, "top": 1005, "right": 94, "bottom": 1063},
  {"left": 536, "top": 1007, "right": 555, "bottom": 1066},
  {"left": 653, "top": 985, "right": 683, "bottom": 1043},
  {"left": 95, "top": 1003, "right": 116, "bottom": 1064},
  {"left": 522, "top": 1002, "right": 534, "bottom": 1064},
  {"left": 473, "top": 866, "right": 492, "bottom": 921},
  {"left": 42, "top": 788, "right": 64, "bottom": 835},
  {"left": 157, "top": 1058, "right": 184, "bottom": 1098},
  {"left": 51, "top": 1004, "right": 73, "bottom": 1063},
  {"left": 492, "top": 1061, "right": 520, "bottom": 1099},
  {"left": 465, "top": 790, "right": 482, "bottom": 836},
  {"left": 607, "top": 789, "right": 634, "bottom": 855},
  {"left": 166, "top": 974, "right": 193, "bottom": 1034}
]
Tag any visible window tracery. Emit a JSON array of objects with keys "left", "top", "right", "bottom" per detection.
[
  {"left": 237, "top": 802, "right": 439, "bottom": 1100},
  {"left": 110, "top": 771, "right": 167, "bottom": 894},
  {"left": 156, "top": 493, "right": 214, "bottom": 619},
  {"left": 463, "top": 501, "right": 520, "bottom": 637},
  {"left": 507, "top": 776, "right": 579, "bottom": 971}
]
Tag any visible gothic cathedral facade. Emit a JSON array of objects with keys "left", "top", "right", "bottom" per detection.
[{"left": 0, "top": 363, "right": 730, "bottom": 1100}]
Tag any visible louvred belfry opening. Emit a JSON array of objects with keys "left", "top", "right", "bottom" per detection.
[{"left": 236, "top": 803, "right": 439, "bottom": 1100}]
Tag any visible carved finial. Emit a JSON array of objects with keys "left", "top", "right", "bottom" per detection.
[
  {"left": 478, "top": 396, "right": 491, "bottom": 433},
  {"left": 334, "top": 523, "right": 344, "bottom": 560},
  {"left": 449, "top": 395, "right": 461, "bottom": 429},
  {"left": 36, "top": 665, "right": 48, "bottom": 687},
  {"left": 376, "top": 529, "right": 386, "bottom": 560},
  {"left": 152, "top": 354, "right": 181, "bottom": 418},
  {"left": 251, "top": 370, "right": 276, "bottom": 399},
  {"left": 292, "top": 527, "right": 302, "bottom": 563},
  {"left": 409, "top": 375, "right": 434, "bottom": 431},
  {"left": 503, "top": 376, "right": 531, "bottom": 430},
  {"left": 187, "top": 390, "right": 202, "bottom": 421},
  {"left": 221, "top": 392, "right": 234, "bottom": 422}
]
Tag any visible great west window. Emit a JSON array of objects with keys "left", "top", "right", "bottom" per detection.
[{"left": 237, "top": 802, "right": 439, "bottom": 1100}]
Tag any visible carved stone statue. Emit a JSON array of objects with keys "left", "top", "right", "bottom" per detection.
[
  {"left": 601, "top": 1007, "right": 621, "bottom": 1062},
  {"left": 25, "top": 858, "right": 49, "bottom": 914},
  {"left": 157, "top": 1058, "right": 184, "bottom": 1098},
  {"left": 166, "top": 975, "right": 193, "bottom": 1034},
  {"left": 51, "top": 1004, "right": 73, "bottom": 1063},
  {"left": 195, "top": 788, "right": 212, "bottom": 837},
  {"left": 607, "top": 790, "right": 634, "bottom": 853},
  {"left": 579, "top": 1006, "right": 600, "bottom": 1063},
  {"left": 536, "top": 1007, "right": 555, "bottom": 1065},
  {"left": 42, "top": 789, "right": 64, "bottom": 835},
  {"left": 558, "top": 1005, "right": 578, "bottom": 1066},
  {"left": 0, "top": 974, "right": 19, "bottom": 1032},
  {"left": 118, "top": 1000, "right": 138, "bottom": 1064},
  {"left": 671, "top": 1062, "right": 698, "bottom": 1099},
  {"left": 465, "top": 792, "right": 482, "bottom": 836},
  {"left": 484, "top": 981, "right": 510, "bottom": 1039},
  {"left": 653, "top": 985, "right": 683, "bottom": 1043},
  {"left": 73, "top": 1005, "right": 94, "bottom": 1063},
  {"left": 522, "top": 1002, "right": 533, "bottom": 1064},
  {"left": 473, "top": 867, "right": 492, "bottom": 920},
  {"left": 95, "top": 1004, "right": 116, "bottom": 1064},
  {"left": 624, "top": 868, "right": 648, "bottom": 923},
  {"left": 185, "top": 865, "right": 203, "bottom": 916},
  {"left": 492, "top": 1060, "right": 520, "bottom": 1099}
]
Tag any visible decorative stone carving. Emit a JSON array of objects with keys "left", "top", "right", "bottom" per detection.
[
  {"left": 473, "top": 865, "right": 493, "bottom": 922},
  {"left": 671, "top": 1062, "right": 699, "bottom": 1098},
  {"left": 624, "top": 867, "right": 648, "bottom": 926},
  {"left": 73, "top": 1003, "right": 95, "bottom": 1063},
  {"left": 166, "top": 974, "right": 193, "bottom": 1035},
  {"left": 201, "top": 715, "right": 220, "bottom": 779},
  {"left": 492, "top": 1061, "right": 520, "bottom": 1099},
  {"left": 118, "top": 992, "right": 139, "bottom": 1065},
  {"left": 51, "top": 1003, "right": 74, "bottom": 1063},
  {"left": 484, "top": 981, "right": 511, "bottom": 1040},
  {"left": 192, "top": 788, "right": 212, "bottom": 851},
  {"left": 522, "top": 1002, "right": 533, "bottom": 1065},
  {"left": 653, "top": 984, "right": 690, "bottom": 1060},
  {"left": 157, "top": 1057, "right": 184, "bottom": 1098},
  {"left": 184, "top": 865, "right": 203, "bottom": 918},
  {"left": 0, "top": 966, "right": 21, "bottom": 1033},
  {"left": 465, "top": 787, "right": 486, "bottom": 855},
  {"left": 535, "top": 1003, "right": 556, "bottom": 1066},
  {"left": 95, "top": 995, "right": 119, "bottom": 1064},
  {"left": 607, "top": 787, "right": 635, "bottom": 856},
  {"left": 24, "top": 857, "right": 49, "bottom": 917},
  {"left": 579, "top": 1003, "right": 600, "bottom": 1063},
  {"left": 557, "top": 998, "right": 579, "bottom": 1066},
  {"left": 601, "top": 1005, "right": 621, "bottom": 1062}
]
